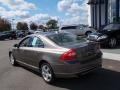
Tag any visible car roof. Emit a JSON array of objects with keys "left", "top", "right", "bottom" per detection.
[
  {"left": 29, "top": 31, "right": 70, "bottom": 37},
  {"left": 103, "top": 23, "right": 120, "bottom": 30}
]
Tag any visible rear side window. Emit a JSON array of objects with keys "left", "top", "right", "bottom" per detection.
[
  {"left": 32, "top": 37, "right": 44, "bottom": 48},
  {"left": 61, "top": 26, "right": 77, "bottom": 30}
]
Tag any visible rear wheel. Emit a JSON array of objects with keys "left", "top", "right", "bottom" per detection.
[
  {"left": 41, "top": 63, "right": 55, "bottom": 84},
  {"left": 108, "top": 38, "right": 117, "bottom": 48}
]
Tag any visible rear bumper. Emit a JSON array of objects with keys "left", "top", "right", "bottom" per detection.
[{"left": 52, "top": 57, "right": 102, "bottom": 77}]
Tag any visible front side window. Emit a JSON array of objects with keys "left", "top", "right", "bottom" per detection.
[{"left": 19, "top": 37, "right": 33, "bottom": 47}]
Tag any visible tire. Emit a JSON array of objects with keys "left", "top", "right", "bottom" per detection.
[
  {"left": 108, "top": 38, "right": 117, "bottom": 48},
  {"left": 9, "top": 37, "right": 12, "bottom": 40},
  {"left": 14, "top": 37, "right": 17, "bottom": 40},
  {"left": 0, "top": 38, "right": 4, "bottom": 40},
  {"left": 41, "top": 63, "right": 55, "bottom": 84},
  {"left": 85, "top": 31, "right": 92, "bottom": 36},
  {"left": 9, "top": 53, "right": 17, "bottom": 66}
]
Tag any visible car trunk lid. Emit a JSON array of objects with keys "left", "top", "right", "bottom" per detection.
[{"left": 64, "top": 42, "right": 99, "bottom": 63}]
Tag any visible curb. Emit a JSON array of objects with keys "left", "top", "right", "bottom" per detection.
[{"left": 103, "top": 52, "right": 120, "bottom": 61}]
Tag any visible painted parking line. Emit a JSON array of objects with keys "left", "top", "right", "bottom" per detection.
[{"left": 103, "top": 52, "right": 120, "bottom": 61}]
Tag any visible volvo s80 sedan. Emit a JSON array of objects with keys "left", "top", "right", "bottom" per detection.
[{"left": 9, "top": 32, "right": 102, "bottom": 83}]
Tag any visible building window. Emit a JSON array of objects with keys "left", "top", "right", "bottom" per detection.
[
  {"left": 119, "top": 0, "right": 120, "bottom": 23},
  {"left": 108, "top": 0, "right": 117, "bottom": 23},
  {"left": 119, "top": 0, "right": 120, "bottom": 16}
]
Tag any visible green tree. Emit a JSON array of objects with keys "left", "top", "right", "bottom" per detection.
[
  {"left": 38, "top": 25, "right": 44, "bottom": 29},
  {"left": 0, "top": 17, "right": 11, "bottom": 32},
  {"left": 16, "top": 22, "right": 28, "bottom": 30},
  {"left": 38, "top": 25, "right": 47, "bottom": 32},
  {"left": 30, "top": 22, "right": 38, "bottom": 30},
  {"left": 46, "top": 19, "right": 58, "bottom": 29}
]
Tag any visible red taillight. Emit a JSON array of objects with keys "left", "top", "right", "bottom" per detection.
[{"left": 60, "top": 49, "right": 77, "bottom": 61}]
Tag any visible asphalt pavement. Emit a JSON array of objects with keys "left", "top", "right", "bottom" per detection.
[
  {"left": 101, "top": 44, "right": 120, "bottom": 61},
  {"left": 101, "top": 45, "right": 120, "bottom": 54},
  {"left": 0, "top": 40, "right": 120, "bottom": 90}
]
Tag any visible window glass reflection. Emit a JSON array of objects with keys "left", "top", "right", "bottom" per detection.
[
  {"left": 108, "top": 0, "right": 116, "bottom": 23},
  {"left": 119, "top": 0, "right": 120, "bottom": 22}
]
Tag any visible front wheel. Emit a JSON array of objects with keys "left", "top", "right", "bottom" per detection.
[
  {"left": 108, "top": 38, "right": 117, "bottom": 48},
  {"left": 9, "top": 53, "right": 17, "bottom": 66},
  {"left": 41, "top": 63, "right": 55, "bottom": 84},
  {"left": 9, "top": 37, "right": 13, "bottom": 40}
]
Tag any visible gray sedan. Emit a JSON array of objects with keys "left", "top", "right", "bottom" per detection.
[{"left": 9, "top": 32, "right": 102, "bottom": 83}]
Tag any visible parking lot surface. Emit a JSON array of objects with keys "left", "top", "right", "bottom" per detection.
[{"left": 0, "top": 40, "right": 120, "bottom": 90}]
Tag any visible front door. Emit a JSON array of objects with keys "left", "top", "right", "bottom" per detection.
[{"left": 14, "top": 37, "right": 33, "bottom": 63}]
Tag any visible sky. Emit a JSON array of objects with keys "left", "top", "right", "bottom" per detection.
[{"left": 0, "top": 0, "right": 90, "bottom": 25}]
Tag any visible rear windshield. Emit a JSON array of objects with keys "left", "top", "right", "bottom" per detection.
[
  {"left": 61, "top": 26, "right": 77, "bottom": 30},
  {"left": 47, "top": 33, "right": 86, "bottom": 46}
]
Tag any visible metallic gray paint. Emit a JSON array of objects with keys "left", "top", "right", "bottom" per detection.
[{"left": 10, "top": 33, "right": 102, "bottom": 77}]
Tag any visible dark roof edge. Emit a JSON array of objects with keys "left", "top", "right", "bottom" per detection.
[{"left": 87, "top": 0, "right": 104, "bottom": 5}]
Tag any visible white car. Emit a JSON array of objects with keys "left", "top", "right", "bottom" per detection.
[
  {"left": 34, "top": 30, "right": 43, "bottom": 34},
  {"left": 59, "top": 25, "right": 96, "bottom": 36}
]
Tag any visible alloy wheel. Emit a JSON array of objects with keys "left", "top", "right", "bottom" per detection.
[
  {"left": 109, "top": 38, "right": 117, "bottom": 48},
  {"left": 41, "top": 63, "right": 54, "bottom": 83},
  {"left": 9, "top": 53, "right": 17, "bottom": 66},
  {"left": 10, "top": 54, "right": 15, "bottom": 65}
]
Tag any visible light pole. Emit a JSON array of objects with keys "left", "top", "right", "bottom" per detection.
[
  {"left": 12, "top": 19, "right": 15, "bottom": 31},
  {"left": 57, "top": 18, "right": 61, "bottom": 28}
]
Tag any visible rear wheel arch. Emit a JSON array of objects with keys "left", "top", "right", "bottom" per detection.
[
  {"left": 39, "top": 60, "right": 50, "bottom": 69},
  {"left": 39, "top": 60, "right": 55, "bottom": 73}
]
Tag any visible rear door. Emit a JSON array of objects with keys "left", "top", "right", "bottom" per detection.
[{"left": 25, "top": 36, "right": 44, "bottom": 67}]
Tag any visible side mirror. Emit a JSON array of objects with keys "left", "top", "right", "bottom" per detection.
[{"left": 14, "top": 44, "right": 19, "bottom": 48}]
